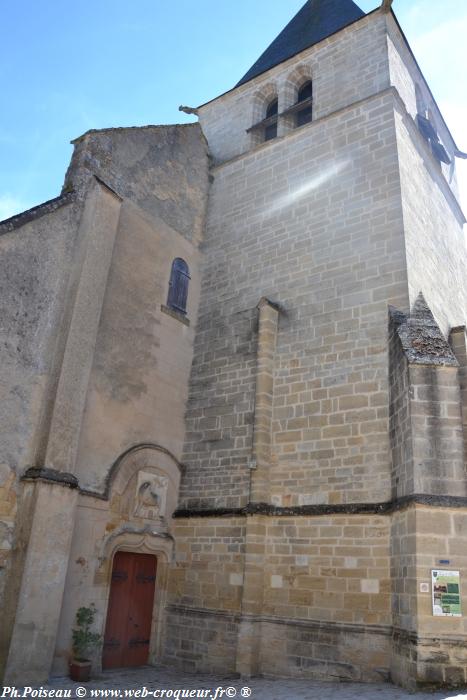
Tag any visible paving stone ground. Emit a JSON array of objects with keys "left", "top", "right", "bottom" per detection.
[{"left": 19, "top": 666, "right": 467, "bottom": 700}]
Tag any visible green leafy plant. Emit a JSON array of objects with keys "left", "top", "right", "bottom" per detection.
[{"left": 72, "top": 604, "right": 101, "bottom": 662}]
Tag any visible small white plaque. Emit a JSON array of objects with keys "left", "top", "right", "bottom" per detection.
[{"left": 420, "top": 582, "right": 429, "bottom": 593}]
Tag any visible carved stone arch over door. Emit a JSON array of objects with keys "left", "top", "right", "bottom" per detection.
[
  {"left": 52, "top": 442, "right": 182, "bottom": 675},
  {"left": 103, "top": 443, "right": 182, "bottom": 529},
  {"left": 92, "top": 442, "right": 181, "bottom": 669}
]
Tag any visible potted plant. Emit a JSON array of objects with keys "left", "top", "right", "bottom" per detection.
[{"left": 70, "top": 604, "right": 101, "bottom": 682}]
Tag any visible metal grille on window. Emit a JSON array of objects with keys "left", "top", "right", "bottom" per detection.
[
  {"left": 167, "top": 258, "right": 190, "bottom": 315},
  {"left": 296, "top": 81, "right": 313, "bottom": 127},
  {"left": 264, "top": 99, "right": 278, "bottom": 141}
]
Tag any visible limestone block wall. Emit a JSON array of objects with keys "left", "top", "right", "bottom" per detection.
[
  {"left": 63, "top": 124, "right": 210, "bottom": 493},
  {"left": 1, "top": 124, "right": 210, "bottom": 683},
  {"left": 388, "top": 320, "right": 412, "bottom": 499},
  {"left": 386, "top": 10, "right": 466, "bottom": 337},
  {"left": 181, "top": 89, "right": 408, "bottom": 510},
  {"left": 390, "top": 508, "right": 417, "bottom": 634},
  {"left": 0, "top": 196, "right": 83, "bottom": 674},
  {"left": 415, "top": 507, "right": 467, "bottom": 686},
  {"left": 0, "top": 197, "right": 81, "bottom": 480},
  {"left": 390, "top": 507, "right": 417, "bottom": 688},
  {"left": 392, "top": 506, "right": 467, "bottom": 688},
  {"left": 260, "top": 515, "right": 390, "bottom": 626},
  {"left": 259, "top": 616, "right": 390, "bottom": 682},
  {"left": 44, "top": 125, "right": 210, "bottom": 675},
  {"left": 409, "top": 365, "right": 465, "bottom": 497},
  {"left": 168, "top": 518, "right": 245, "bottom": 611},
  {"left": 389, "top": 323, "right": 466, "bottom": 499},
  {"left": 164, "top": 516, "right": 245, "bottom": 673},
  {"left": 165, "top": 513, "right": 391, "bottom": 681},
  {"left": 450, "top": 327, "right": 467, "bottom": 472},
  {"left": 65, "top": 124, "right": 208, "bottom": 244},
  {"left": 73, "top": 198, "right": 203, "bottom": 491},
  {"left": 198, "top": 12, "right": 389, "bottom": 164},
  {"left": 394, "top": 106, "right": 466, "bottom": 336},
  {"left": 385, "top": 14, "right": 459, "bottom": 199}
]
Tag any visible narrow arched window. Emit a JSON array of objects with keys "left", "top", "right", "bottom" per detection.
[
  {"left": 167, "top": 258, "right": 190, "bottom": 315},
  {"left": 264, "top": 98, "right": 278, "bottom": 141},
  {"left": 296, "top": 81, "right": 313, "bottom": 127}
]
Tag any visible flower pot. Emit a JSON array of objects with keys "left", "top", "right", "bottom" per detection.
[{"left": 70, "top": 659, "right": 92, "bottom": 682}]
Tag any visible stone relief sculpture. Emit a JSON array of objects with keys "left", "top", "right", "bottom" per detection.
[{"left": 133, "top": 471, "right": 168, "bottom": 520}]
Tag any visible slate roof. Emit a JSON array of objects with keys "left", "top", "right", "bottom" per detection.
[{"left": 236, "top": 0, "right": 366, "bottom": 87}]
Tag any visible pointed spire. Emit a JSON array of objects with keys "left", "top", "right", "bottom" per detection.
[
  {"left": 410, "top": 291, "right": 438, "bottom": 326},
  {"left": 236, "top": 0, "right": 365, "bottom": 87}
]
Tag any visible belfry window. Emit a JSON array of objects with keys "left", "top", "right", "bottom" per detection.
[
  {"left": 295, "top": 81, "right": 313, "bottom": 127},
  {"left": 264, "top": 98, "right": 278, "bottom": 141},
  {"left": 167, "top": 258, "right": 190, "bottom": 315}
]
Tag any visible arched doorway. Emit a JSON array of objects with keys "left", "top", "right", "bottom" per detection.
[{"left": 102, "top": 551, "right": 157, "bottom": 669}]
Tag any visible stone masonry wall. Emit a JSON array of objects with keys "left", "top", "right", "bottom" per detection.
[
  {"left": 450, "top": 327, "right": 467, "bottom": 474},
  {"left": 166, "top": 513, "right": 391, "bottom": 680},
  {"left": 0, "top": 200, "right": 82, "bottom": 479},
  {"left": 66, "top": 124, "right": 210, "bottom": 491},
  {"left": 385, "top": 14, "right": 459, "bottom": 199},
  {"left": 413, "top": 507, "right": 467, "bottom": 687},
  {"left": 394, "top": 106, "right": 466, "bottom": 336},
  {"left": 0, "top": 196, "right": 83, "bottom": 676},
  {"left": 260, "top": 515, "right": 390, "bottom": 627},
  {"left": 181, "top": 89, "right": 408, "bottom": 510},
  {"left": 164, "top": 517, "right": 245, "bottom": 673},
  {"left": 65, "top": 124, "right": 208, "bottom": 244},
  {"left": 168, "top": 517, "right": 245, "bottom": 612},
  {"left": 388, "top": 317, "right": 413, "bottom": 499},
  {"left": 409, "top": 365, "right": 465, "bottom": 497}
]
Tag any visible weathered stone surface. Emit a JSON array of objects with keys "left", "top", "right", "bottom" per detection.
[
  {"left": 65, "top": 124, "right": 208, "bottom": 244},
  {"left": 390, "top": 294, "right": 458, "bottom": 366}
]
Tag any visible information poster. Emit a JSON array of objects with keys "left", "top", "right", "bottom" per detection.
[{"left": 432, "top": 570, "right": 462, "bottom": 616}]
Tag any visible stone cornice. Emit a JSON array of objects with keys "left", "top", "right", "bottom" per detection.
[
  {"left": 21, "top": 467, "right": 79, "bottom": 489},
  {"left": 174, "top": 494, "right": 467, "bottom": 519},
  {"left": 167, "top": 603, "right": 392, "bottom": 637},
  {"left": 0, "top": 191, "right": 76, "bottom": 236}
]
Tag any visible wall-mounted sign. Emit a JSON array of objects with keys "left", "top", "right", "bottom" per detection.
[{"left": 432, "top": 570, "right": 461, "bottom": 616}]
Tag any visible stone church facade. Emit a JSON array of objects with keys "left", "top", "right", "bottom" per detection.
[{"left": 1, "top": 0, "right": 467, "bottom": 690}]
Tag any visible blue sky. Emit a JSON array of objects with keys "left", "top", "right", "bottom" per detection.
[{"left": 1, "top": 0, "right": 466, "bottom": 220}]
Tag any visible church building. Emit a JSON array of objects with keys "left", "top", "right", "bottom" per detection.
[{"left": 1, "top": 0, "right": 467, "bottom": 690}]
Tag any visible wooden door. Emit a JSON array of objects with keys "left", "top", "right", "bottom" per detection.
[{"left": 102, "top": 551, "right": 157, "bottom": 669}]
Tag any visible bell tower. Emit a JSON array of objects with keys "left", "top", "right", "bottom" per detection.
[{"left": 167, "top": 0, "right": 467, "bottom": 689}]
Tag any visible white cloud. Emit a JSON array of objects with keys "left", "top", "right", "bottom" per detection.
[{"left": 0, "top": 195, "right": 29, "bottom": 222}]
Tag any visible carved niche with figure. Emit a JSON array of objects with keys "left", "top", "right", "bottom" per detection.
[{"left": 133, "top": 470, "right": 169, "bottom": 520}]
